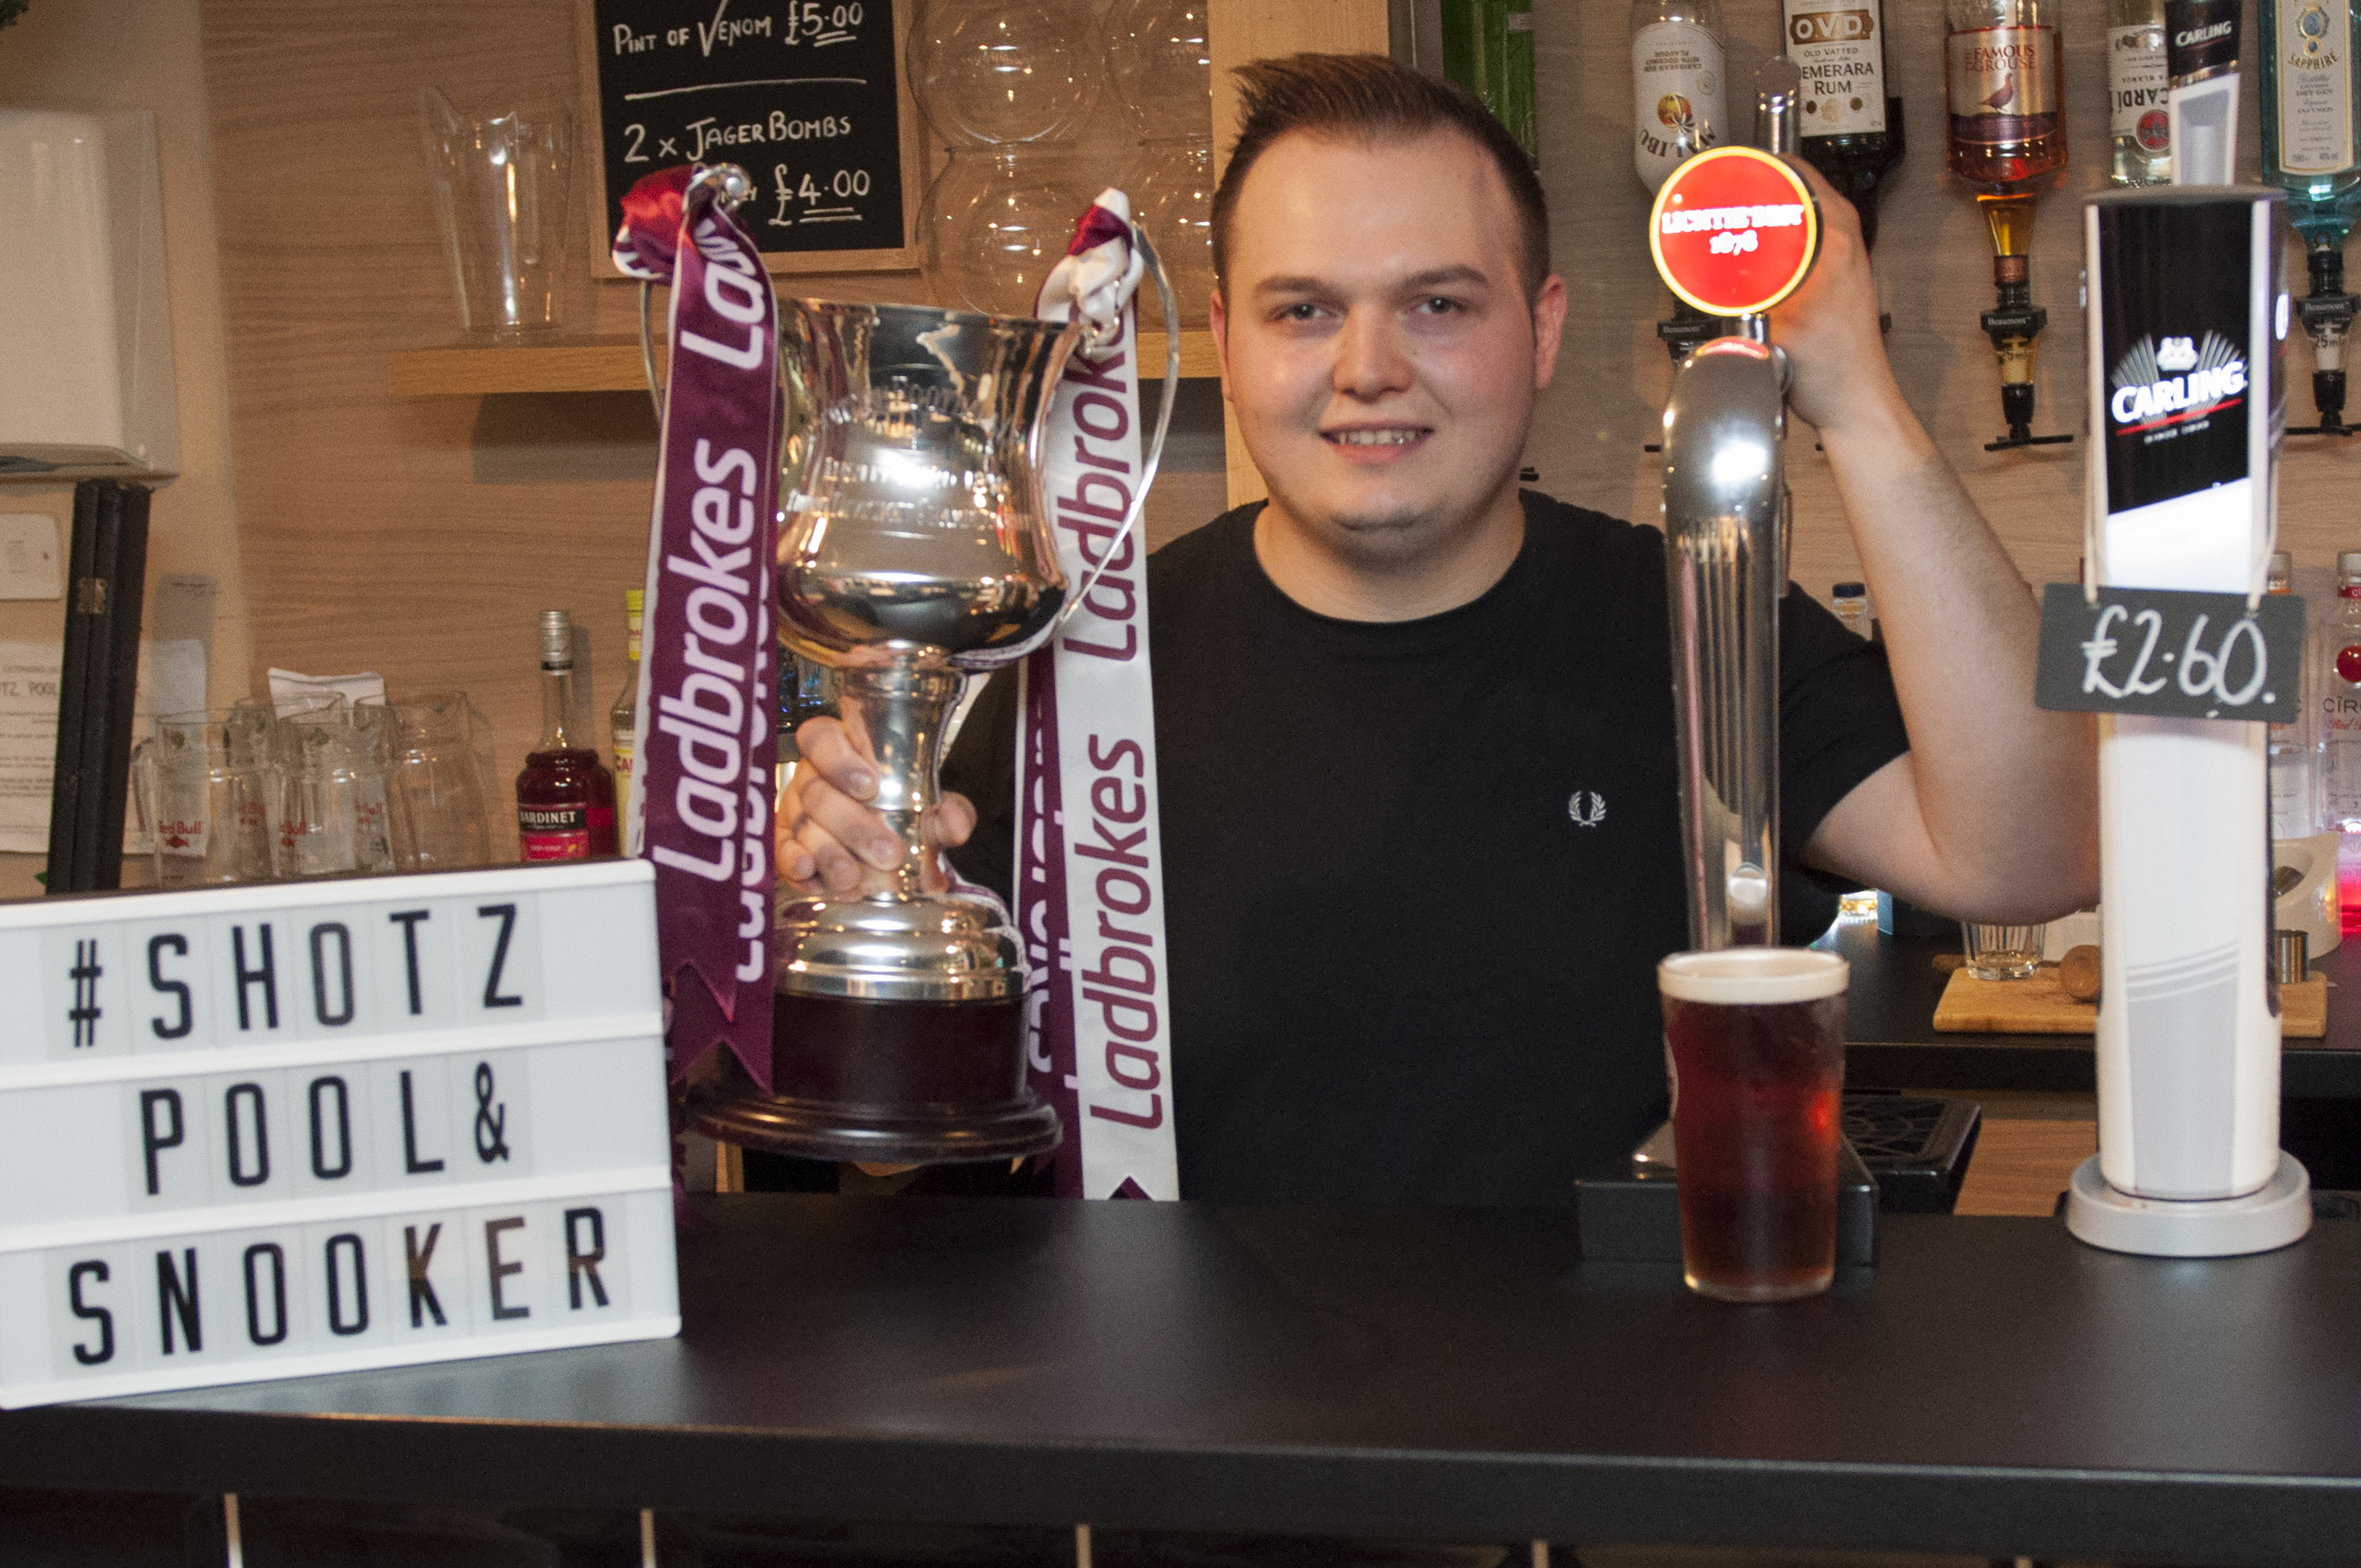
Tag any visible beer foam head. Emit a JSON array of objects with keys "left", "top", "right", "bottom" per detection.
[{"left": 1657, "top": 947, "right": 1847, "bottom": 1004}]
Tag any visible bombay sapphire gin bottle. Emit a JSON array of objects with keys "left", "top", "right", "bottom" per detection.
[{"left": 2264, "top": 0, "right": 2361, "bottom": 430}]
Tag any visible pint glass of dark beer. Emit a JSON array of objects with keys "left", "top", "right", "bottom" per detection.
[{"left": 1657, "top": 948, "right": 1848, "bottom": 1302}]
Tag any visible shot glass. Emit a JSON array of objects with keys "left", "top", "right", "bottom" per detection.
[
  {"left": 1658, "top": 947, "right": 1849, "bottom": 1303},
  {"left": 1961, "top": 922, "right": 2047, "bottom": 981}
]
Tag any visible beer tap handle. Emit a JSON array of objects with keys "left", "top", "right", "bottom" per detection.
[{"left": 1755, "top": 58, "right": 1801, "bottom": 156}]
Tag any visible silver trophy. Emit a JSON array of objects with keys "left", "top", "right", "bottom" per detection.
[{"left": 687, "top": 224, "right": 1178, "bottom": 1167}]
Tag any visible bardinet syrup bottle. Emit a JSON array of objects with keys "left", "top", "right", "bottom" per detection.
[
  {"left": 1946, "top": 0, "right": 2072, "bottom": 449},
  {"left": 1786, "top": 0, "right": 1904, "bottom": 251},
  {"left": 517, "top": 609, "right": 619, "bottom": 861}
]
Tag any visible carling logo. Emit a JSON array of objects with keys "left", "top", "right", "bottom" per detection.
[{"left": 2108, "top": 330, "right": 2246, "bottom": 431}]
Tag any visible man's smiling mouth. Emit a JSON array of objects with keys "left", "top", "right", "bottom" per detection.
[{"left": 1326, "top": 428, "right": 1426, "bottom": 446}]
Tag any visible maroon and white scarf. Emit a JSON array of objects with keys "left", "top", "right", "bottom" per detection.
[
  {"left": 611, "top": 166, "right": 780, "bottom": 1096},
  {"left": 1019, "top": 192, "right": 1178, "bottom": 1199}
]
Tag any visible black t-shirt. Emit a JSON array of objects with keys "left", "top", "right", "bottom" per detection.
[{"left": 944, "top": 491, "right": 1909, "bottom": 1207}]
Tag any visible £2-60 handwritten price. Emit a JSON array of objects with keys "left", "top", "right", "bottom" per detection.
[{"left": 2033, "top": 582, "right": 2304, "bottom": 723}]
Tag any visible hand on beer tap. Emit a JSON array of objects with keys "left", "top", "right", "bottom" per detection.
[
  {"left": 1748, "top": 163, "right": 2100, "bottom": 923},
  {"left": 778, "top": 714, "right": 976, "bottom": 897},
  {"left": 1762, "top": 158, "right": 1899, "bottom": 444}
]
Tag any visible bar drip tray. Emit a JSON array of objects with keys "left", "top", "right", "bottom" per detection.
[{"left": 1574, "top": 1093, "right": 1983, "bottom": 1266}]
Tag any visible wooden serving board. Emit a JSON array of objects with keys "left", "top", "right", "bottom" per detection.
[{"left": 1933, "top": 968, "right": 2328, "bottom": 1040}]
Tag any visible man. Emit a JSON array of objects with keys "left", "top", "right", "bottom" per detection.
[{"left": 783, "top": 54, "right": 2098, "bottom": 1204}]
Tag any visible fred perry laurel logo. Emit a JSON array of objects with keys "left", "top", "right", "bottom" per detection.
[{"left": 1567, "top": 790, "right": 1606, "bottom": 828}]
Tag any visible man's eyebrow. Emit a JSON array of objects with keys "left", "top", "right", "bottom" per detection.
[
  {"left": 1249, "top": 264, "right": 1495, "bottom": 298},
  {"left": 1399, "top": 265, "right": 1491, "bottom": 292},
  {"left": 1250, "top": 274, "right": 1334, "bottom": 297}
]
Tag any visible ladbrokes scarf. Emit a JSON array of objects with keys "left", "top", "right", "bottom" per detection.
[
  {"left": 1019, "top": 191, "right": 1178, "bottom": 1199},
  {"left": 611, "top": 165, "right": 780, "bottom": 1095}
]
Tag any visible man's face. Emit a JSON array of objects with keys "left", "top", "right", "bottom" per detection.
[{"left": 1211, "top": 127, "right": 1565, "bottom": 568}]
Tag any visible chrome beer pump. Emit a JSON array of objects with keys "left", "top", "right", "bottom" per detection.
[
  {"left": 1652, "top": 62, "right": 1819, "bottom": 947},
  {"left": 2066, "top": 184, "right": 2312, "bottom": 1256}
]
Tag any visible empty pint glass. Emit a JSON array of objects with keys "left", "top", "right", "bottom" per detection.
[
  {"left": 134, "top": 710, "right": 277, "bottom": 886},
  {"left": 1658, "top": 947, "right": 1848, "bottom": 1302}
]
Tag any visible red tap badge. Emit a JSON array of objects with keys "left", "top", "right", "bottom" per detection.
[{"left": 1649, "top": 147, "right": 1819, "bottom": 319}]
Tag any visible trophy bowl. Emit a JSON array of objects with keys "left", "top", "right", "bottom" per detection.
[{"left": 687, "top": 300, "right": 1081, "bottom": 1167}]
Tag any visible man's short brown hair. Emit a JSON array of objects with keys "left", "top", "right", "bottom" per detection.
[{"left": 1210, "top": 52, "right": 1551, "bottom": 302}]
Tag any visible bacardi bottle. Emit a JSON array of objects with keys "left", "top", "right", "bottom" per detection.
[
  {"left": 2263, "top": 0, "right": 2361, "bottom": 433},
  {"left": 611, "top": 587, "right": 643, "bottom": 855},
  {"left": 1786, "top": 0, "right": 1904, "bottom": 251},
  {"left": 2108, "top": 0, "right": 2174, "bottom": 185},
  {"left": 2319, "top": 551, "right": 2361, "bottom": 927},
  {"left": 516, "top": 609, "right": 619, "bottom": 862},
  {"left": 1946, "top": 0, "right": 2072, "bottom": 449}
]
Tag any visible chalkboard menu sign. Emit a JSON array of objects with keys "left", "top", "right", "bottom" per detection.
[{"left": 576, "top": 0, "right": 923, "bottom": 274}]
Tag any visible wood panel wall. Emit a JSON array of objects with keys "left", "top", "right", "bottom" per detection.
[
  {"left": 197, "top": 0, "right": 2361, "bottom": 865},
  {"left": 199, "top": 0, "right": 1221, "bottom": 857}
]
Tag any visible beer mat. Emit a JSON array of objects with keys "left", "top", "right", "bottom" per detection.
[{"left": 1933, "top": 967, "right": 2327, "bottom": 1039}]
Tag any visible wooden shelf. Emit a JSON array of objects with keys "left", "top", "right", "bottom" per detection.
[{"left": 390, "top": 329, "right": 1220, "bottom": 398}]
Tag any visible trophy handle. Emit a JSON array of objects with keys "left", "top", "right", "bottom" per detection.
[{"left": 1053, "top": 220, "right": 1183, "bottom": 633}]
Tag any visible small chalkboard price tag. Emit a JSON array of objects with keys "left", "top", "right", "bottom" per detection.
[
  {"left": 577, "top": 0, "right": 924, "bottom": 274},
  {"left": 0, "top": 859, "right": 677, "bottom": 1410},
  {"left": 2034, "top": 581, "right": 2304, "bottom": 722}
]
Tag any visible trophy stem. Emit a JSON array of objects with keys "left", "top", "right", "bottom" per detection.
[{"left": 835, "top": 658, "right": 963, "bottom": 900}]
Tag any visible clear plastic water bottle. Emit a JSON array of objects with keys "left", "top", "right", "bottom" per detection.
[
  {"left": 2269, "top": 552, "right": 2315, "bottom": 840},
  {"left": 1831, "top": 580, "right": 1872, "bottom": 640},
  {"left": 2318, "top": 550, "right": 2361, "bottom": 929}
]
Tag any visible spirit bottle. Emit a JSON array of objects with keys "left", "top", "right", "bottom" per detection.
[
  {"left": 611, "top": 587, "right": 643, "bottom": 855},
  {"left": 2107, "top": 0, "right": 2173, "bottom": 185},
  {"left": 1786, "top": 0, "right": 1905, "bottom": 251},
  {"left": 1442, "top": 0, "right": 1536, "bottom": 162},
  {"left": 2320, "top": 552, "right": 2361, "bottom": 928},
  {"left": 516, "top": 609, "right": 619, "bottom": 862},
  {"left": 1946, "top": 0, "right": 2072, "bottom": 450},
  {"left": 2262, "top": 0, "right": 2361, "bottom": 433},
  {"left": 2269, "top": 552, "right": 2317, "bottom": 840},
  {"left": 1636, "top": 0, "right": 1728, "bottom": 360},
  {"left": 1502, "top": 0, "right": 1538, "bottom": 166},
  {"left": 1634, "top": 0, "right": 1726, "bottom": 192}
]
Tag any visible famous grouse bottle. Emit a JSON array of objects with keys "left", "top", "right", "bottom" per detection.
[
  {"left": 1946, "top": 0, "right": 2072, "bottom": 449},
  {"left": 515, "top": 608, "right": 619, "bottom": 861},
  {"left": 1785, "top": 0, "right": 1904, "bottom": 250}
]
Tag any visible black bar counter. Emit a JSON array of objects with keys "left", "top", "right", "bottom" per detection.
[{"left": 7, "top": 1193, "right": 2361, "bottom": 1566}]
